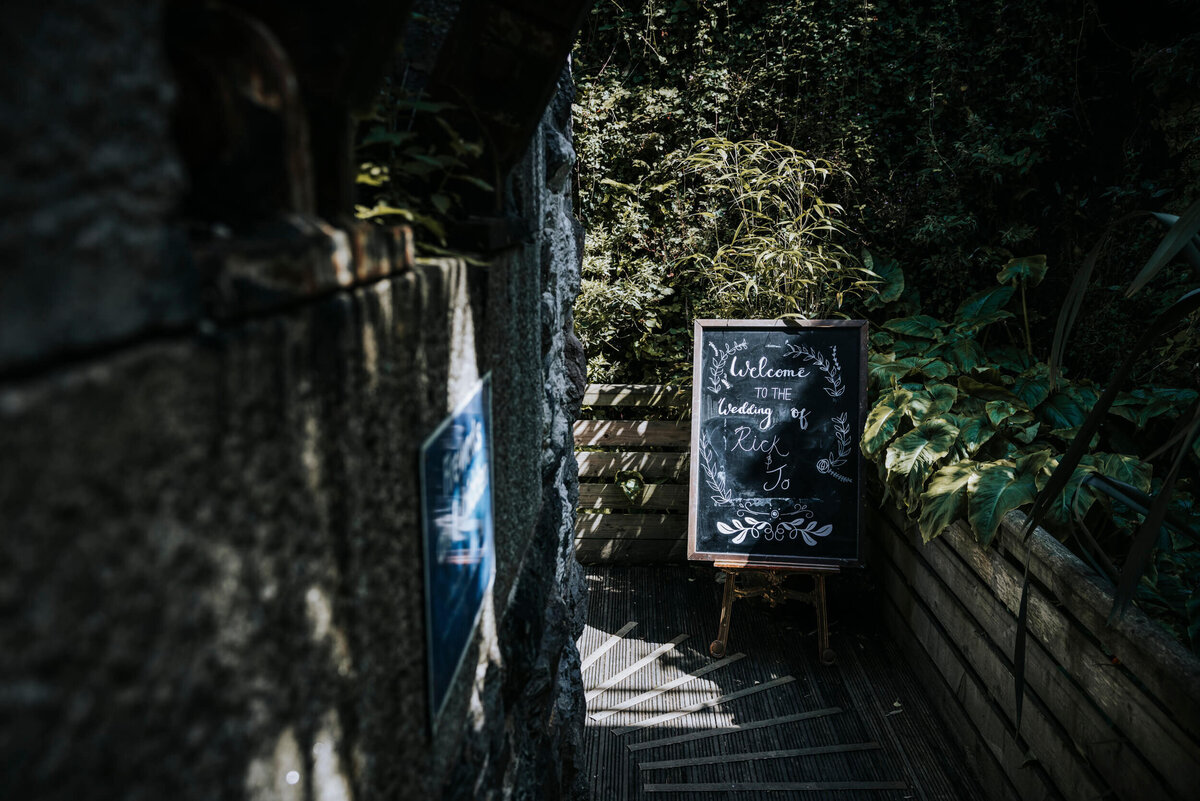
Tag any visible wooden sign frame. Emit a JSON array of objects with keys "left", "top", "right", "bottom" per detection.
[{"left": 687, "top": 319, "right": 868, "bottom": 570}]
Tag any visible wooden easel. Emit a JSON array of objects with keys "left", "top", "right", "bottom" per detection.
[{"left": 709, "top": 563, "right": 839, "bottom": 665}]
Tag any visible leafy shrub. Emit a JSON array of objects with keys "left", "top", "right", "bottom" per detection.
[
  {"left": 863, "top": 254, "right": 1200, "bottom": 651},
  {"left": 677, "top": 137, "right": 876, "bottom": 319}
]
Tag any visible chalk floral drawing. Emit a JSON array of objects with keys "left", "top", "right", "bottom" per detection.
[
  {"left": 816, "top": 412, "right": 853, "bottom": 483},
  {"left": 699, "top": 431, "right": 733, "bottom": 506},
  {"left": 707, "top": 339, "right": 749, "bottom": 393},
  {"left": 783, "top": 343, "right": 843, "bottom": 397},
  {"left": 715, "top": 504, "right": 833, "bottom": 546}
]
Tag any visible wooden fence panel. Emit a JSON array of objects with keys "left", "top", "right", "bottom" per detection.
[{"left": 574, "top": 384, "right": 690, "bottom": 564}]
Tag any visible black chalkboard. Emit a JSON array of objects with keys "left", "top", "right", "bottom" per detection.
[{"left": 687, "top": 319, "right": 868, "bottom": 568}]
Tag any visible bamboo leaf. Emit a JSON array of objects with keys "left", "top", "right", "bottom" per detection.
[{"left": 1150, "top": 211, "right": 1200, "bottom": 273}]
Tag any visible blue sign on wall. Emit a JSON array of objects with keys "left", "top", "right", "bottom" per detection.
[{"left": 420, "top": 374, "right": 496, "bottom": 731}]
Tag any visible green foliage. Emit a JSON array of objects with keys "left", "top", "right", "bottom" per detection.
[
  {"left": 862, "top": 256, "right": 1200, "bottom": 652},
  {"left": 353, "top": 90, "right": 491, "bottom": 249},
  {"left": 677, "top": 136, "right": 875, "bottom": 318},
  {"left": 574, "top": 0, "right": 1200, "bottom": 384}
]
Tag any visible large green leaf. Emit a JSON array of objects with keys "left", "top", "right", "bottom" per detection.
[
  {"left": 940, "top": 335, "right": 986, "bottom": 373},
  {"left": 947, "top": 411, "right": 996, "bottom": 456},
  {"left": 904, "top": 384, "right": 959, "bottom": 424},
  {"left": 918, "top": 462, "right": 978, "bottom": 543},
  {"left": 918, "top": 359, "right": 954, "bottom": 380},
  {"left": 869, "top": 353, "right": 917, "bottom": 388},
  {"left": 864, "top": 252, "right": 905, "bottom": 307},
  {"left": 1035, "top": 458, "right": 1098, "bottom": 526},
  {"left": 871, "top": 330, "right": 895, "bottom": 350},
  {"left": 1087, "top": 452, "right": 1152, "bottom": 493},
  {"left": 1011, "top": 364, "right": 1052, "bottom": 410},
  {"left": 863, "top": 390, "right": 909, "bottom": 456},
  {"left": 954, "top": 286, "right": 1015, "bottom": 328},
  {"left": 985, "top": 400, "right": 1021, "bottom": 427},
  {"left": 1110, "top": 388, "right": 1197, "bottom": 428},
  {"left": 968, "top": 459, "right": 1039, "bottom": 546},
  {"left": 958, "top": 375, "right": 1023, "bottom": 404},
  {"left": 882, "top": 315, "right": 944, "bottom": 339},
  {"left": 997, "top": 254, "right": 1048, "bottom": 287},
  {"left": 886, "top": 419, "right": 961, "bottom": 507},
  {"left": 1039, "top": 388, "right": 1090, "bottom": 430}
]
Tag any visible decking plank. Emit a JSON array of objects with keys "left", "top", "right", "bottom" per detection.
[{"left": 579, "top": 565, "right": 988, "bottom": 801}]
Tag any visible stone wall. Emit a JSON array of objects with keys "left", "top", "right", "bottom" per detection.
[{"left": 0, "top": 4, "right": 586, "bottom": 800}]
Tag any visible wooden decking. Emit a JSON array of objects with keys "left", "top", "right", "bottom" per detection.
[{"left": 578, "top": 566, "right": 987, "bottom": 800}]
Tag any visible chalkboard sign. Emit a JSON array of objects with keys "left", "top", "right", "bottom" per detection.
[{"left": 688, "top": 320, "right": 867, "bottom": 568}]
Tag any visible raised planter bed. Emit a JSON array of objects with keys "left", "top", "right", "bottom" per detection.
[{"left": 869, "top": 503, "right": 1200, "bottom": 801}]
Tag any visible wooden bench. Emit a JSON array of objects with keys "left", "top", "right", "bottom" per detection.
[{"left": 573, "top": 383, "right": 690, "bottom": 563}]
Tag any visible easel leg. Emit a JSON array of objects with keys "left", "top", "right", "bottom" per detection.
[
  {"left": 710, "top": 571, "right": 737, "bottom": 658},
  {"left": 816, "top": 574, "right": 836, "bottom": 665}
]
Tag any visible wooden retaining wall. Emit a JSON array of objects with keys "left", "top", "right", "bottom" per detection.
[
  {"left": 870, "top": 503, "right": 1200, "bottom": 801},
  {"left": 574, "top": 384, "right": 690, "bottom": 563}
]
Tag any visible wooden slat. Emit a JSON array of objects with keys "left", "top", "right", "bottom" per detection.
[
  {"left": 576, "top": 451, "right": 689, "bottom": 481},
  {"left": 574, "top": 536, "right": 685, "bottom": 564},
  {"left": 573, "top": 419, "right": 691, "bottom": 448},
  {"left": 575, "top": 513, "right": 687, "bottom": 539},
  {"left": 938, "top": 521, "right": 1200, "bottom": 800},
  {"left": 903, "top": 524, "right": 1173, "bottom": 801},
  {"left": 578, "top": 483, "right": 689, "bottom": 511},
  {"left": 879, "top": 557, "right": 1062, "bottom": 801},
  {"left": 582, "top": 383, "right": 690, "bottom": 408},
  {"left": 995, "top": 512, "right": 1200, "bottom": 743}
]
